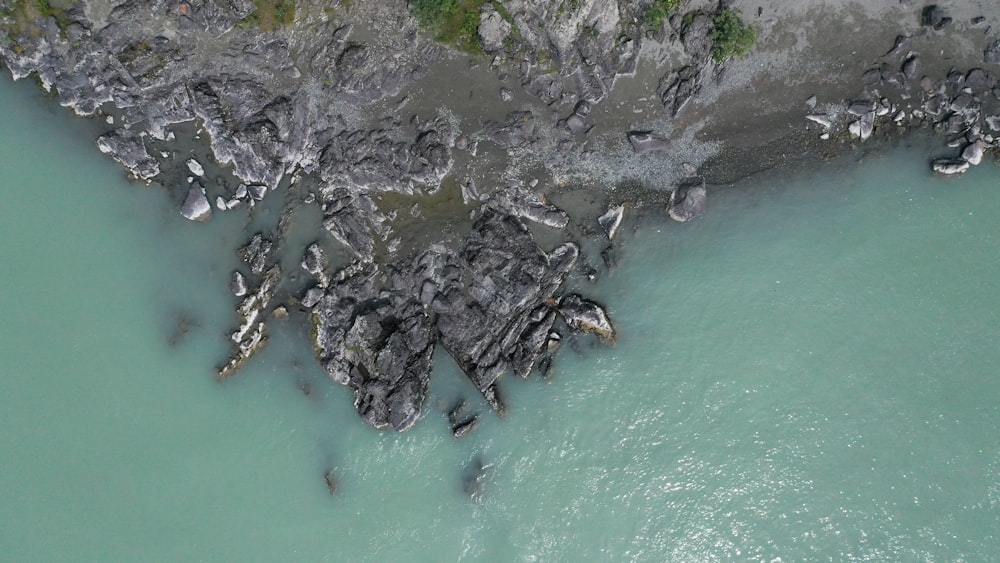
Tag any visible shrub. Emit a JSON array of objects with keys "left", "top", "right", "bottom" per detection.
[
  {"left": 410, "top": 0, "right": 489, "bottom": 54},
  {"left": 643, "top": 0, "right": 679, "bottom": 34},
  {"left": 710, "top": 8, "right": 757, "bottom": 62},
  {"left": 241, "top": 0, "right": 296, "bottom": 32}
]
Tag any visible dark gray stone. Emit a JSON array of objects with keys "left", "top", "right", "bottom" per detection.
[
  {"left": 668, "top": 176, "right": 707, "bottom": 222},
  {"left": 627, "top": 131, "right": 670, "bottom": 154},
  {"left": 239, "top": 233, "right": 273, "bottom": 276},
  {"left": 987, "top": 40, "right": 1000, "bottom": 65},
  {"left": 559, "top": 294, "right": 616, "bottom": 342}
]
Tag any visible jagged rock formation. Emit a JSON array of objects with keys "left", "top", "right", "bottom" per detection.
[
  {"left": 4, "top": 0, "right": 996, "bottom": 434},
  {"left": 309, "top": 209, "right": 604, "bottom": 429}
]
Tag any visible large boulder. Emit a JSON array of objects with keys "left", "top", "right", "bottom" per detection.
[
  {"left": 558, "top": 294, "right": 616, "bottom": 343},
  {"left": 478, "top": 7, "right": 512, "bottom": 52},
  {"left": 180, "top": 184, "right": 212, "bottom": 222},
  {"left": 626, "top": 131, "right": 670, "bottom": 154},
  {"left": 668, "top": 177, "right": 707, "bottom": 222},
  {"left": 932, "top": 159, "right": 970, "bottom": 175}
]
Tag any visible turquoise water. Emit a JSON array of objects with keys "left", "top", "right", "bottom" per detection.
[{"left": 2, "top": 72, "right": 999, "bottom": 561}]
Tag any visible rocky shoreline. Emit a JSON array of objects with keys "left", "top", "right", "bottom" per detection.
[{"left": 2, "top": 0, "right": 997, "bottom": 437}]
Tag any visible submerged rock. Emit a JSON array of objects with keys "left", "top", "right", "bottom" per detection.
[
  {"left": 462, "top": 456, "right": 492, "bottom": 501},
  {"left": 218, "top": 265, "right": 281, "bottom": 378},
  {"left": 451, "top": 416, "right": 479, "bottom": 439}
]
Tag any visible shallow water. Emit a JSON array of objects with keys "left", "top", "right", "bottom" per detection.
[{"left": 1, "top": 74, "right": 998, "bottom": 561}]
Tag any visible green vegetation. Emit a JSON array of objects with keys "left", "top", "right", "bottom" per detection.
[
  {"left": 240, "top": 0, "right": 296, "bottom": 32},
  {"left": 643, "top": 0, "right": 679, "bottom": 33},
  {"left": 710, "top": 8, "right": 757, "bottom": 62},
  {"left": 1, "top": 0, "right": 71, "bottom": 38},
  {"left": 411, "top": 0, "right": 488, "bottom": 53}
]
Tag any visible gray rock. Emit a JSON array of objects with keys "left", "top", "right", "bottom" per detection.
[
  {"left": 180, "top": 184, "right": 212, "bottom": 222},
  {"left": 859, "top": 111, "right": 876, "bottom": 140},
  {"left": 447, "top": 399, "right": 470, "bottom": 426},
  {"left": 951, "top": 93, "right": 975, "bottom": 112},
  {"left": 921, "top": 5, "right": 951, "bottom": 30},
  {"left": 483, "top": 111, "right": 536, "bottom": 148},
  {"left": 494, "top": 195, "right": 570, "bottom": 228},
  {"left": 478, "top": 8, "right": 512, "bottom": 52},
  {"left": 847, "top": 100, "right": 876, "bottom": 116},
  {"left": 96, "top": 131, "right": 161, "bottom": 181},
  {"left": 805, "top": 95, "right": 817, "bottom": 108},
  {"left": 301, "top": 242, "right": 327, "bottom": 281},
  {"left": 239, "top": 233, "right": 274, "bottom": 276},
  {"left": 657, "top": 65, "right": 701, "bottom": 116},
  {"left": 668, "top": 176, "right": 707, "bottom": 222},
  {"left": 965, "top": 68, "right": 996, "bottom": 94},
  {"left": 681, "top": 14, "right": 714, "bottom": 63},
  {"left": 559, "top": 294, "right": 616, "bottom": 343},
  {"left": 924, "top": 95, "right": 948, "bottom": 116},
  {"left": 230, "top": 271, "right": 248, "bottom": 297},
  {"left": 312, "top": 264, "right": 433, "bottom": 431},
  {"left": 886, "top": 34, "right": 910, "bottom": 57},
  {"left": 985, "top": 115, "right": 1000, "bottom": 132},
  {"left": 451, "top": 416, "right": 479, "bottom": 439},
  {"left": 301, "top": 286, "right": 324, "bottom": 309},
  {"left": 932, "top": 159, "right": 970, "bottom": 175},
  {"left": 186, "top": 158, "right": 205, "bottom": 176},
  {"left": 434, "top": 213, "right": 579, "bottom": 402},
  {"left": 902, "top": 55, "right": 920, "bottom": 81},
  {"left": 962, "top": 140, "right": 986, "bottom": 166},
  {"left": 861, "top": 69, "right": 882, "bottom": 88},
  {"left": 598, "top": 204, "right": 625, "bottom": 240},
  {"left": 627, "top": 131, "right": 670, "bottom": 154},
  {"left": 246, "top": 184, "right": 267, "bottom": 201},
  {"left": 218, "top": 265, "right": 281, "bottom": 378},
  {"left": 985, "top": 40, "right": 1000, "bottom": 65},
  {"left": 805, "top": 114, "right": 833, "bottom": 128}
]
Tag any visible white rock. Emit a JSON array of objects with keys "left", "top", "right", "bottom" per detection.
[
  {"left": 180, "top": 185, "right": 212, "bottom": 222},
  {"left": 932, "top": 159, "right": 970, "bottom": 175},
  {"left": 806, "top": 114, "right": 833, "bottom": 128},
  {"left": 230, "top": 271, "right": 248, "bottom": 297},
  {"left": 186, "top": 158, "right": 205, "bottom": 176},
  {"left": 598, "top": 205, "right": 625, "bottom": 240},
  {"left": 962, "top": 140, "right": 985, "bottom": 166}
]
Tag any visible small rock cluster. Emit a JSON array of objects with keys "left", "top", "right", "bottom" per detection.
[{"left": 803, "top": 7, "right": 999, "bottom": 176}]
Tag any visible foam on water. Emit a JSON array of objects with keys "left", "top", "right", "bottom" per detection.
[{"left": 2, "top": 75, "right": 998, "bottom": 561}]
